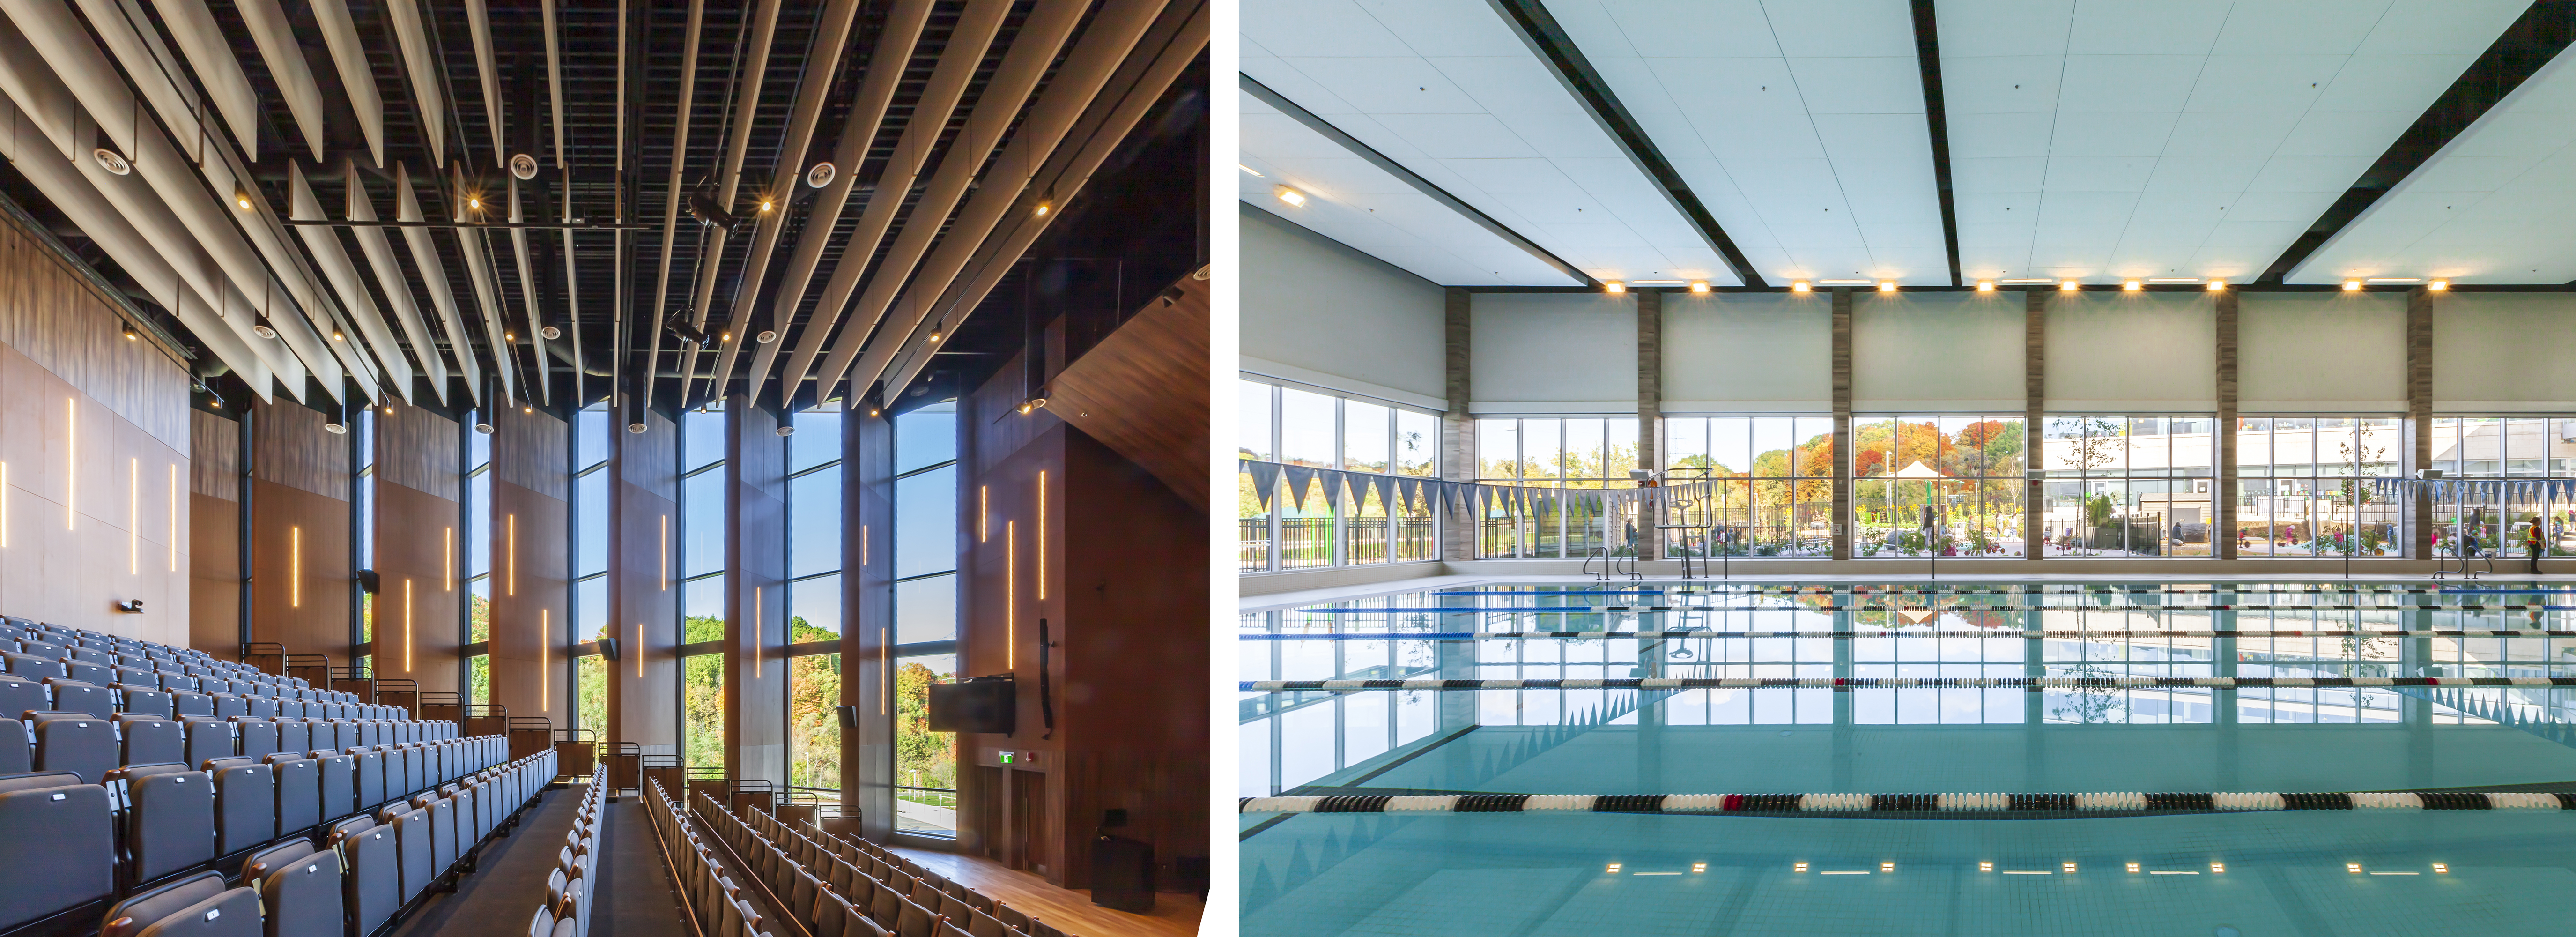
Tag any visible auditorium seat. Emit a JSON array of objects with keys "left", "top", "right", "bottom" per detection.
[
  {"left": 179, "top": 718, "right": 232, "bottom": 769},
  {"left": 233, "top": 719, "right": 278, "bottom": 760},
  {"left": 270, "top": 757, "right": 320, "bottom": 834},
  {"left": 47, "top": 677, "right": 110, "bottom": 717},
  {"left": 205, "top": 759, "right": 275, "bottom": 856},
  {"left": 328, "top": 816, "right": 401, "bottom": 936},
  {"left": 0, "top": 771, "right": 113, "bottom": 931},
  {"left": 119, "top": 714, "right": 185, "bottom": 767},
  {"left": 96, "top": 870, "right": 257, "bottom": 937},
  {"left": 388, "top": 807, "right": 435, "bottom": 902},
  {"left": 242, "top": 839, "right": 343, "bottom": 937},
  {"left": 32, "top": 712, "right": 118, "bottom": 782},
  {"left": 111, "top": 763, "right": 216, "bottom": 885}
]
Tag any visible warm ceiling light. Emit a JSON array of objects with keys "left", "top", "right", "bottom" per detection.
[
  {"left": 1688, "top": 281, "right": 1710, "bottom": 293},
  {"left": 2060, "top": 280, "right": 2080, "bottom": 290},
  {"left": 1877, "top": 281, "right": 1897, "bottom": 292},
  {"left": 331, "top": 329, "right": 345, "bottom": 341},
  {"left": 867, "top": 407, "right": 881, "bottom": 417},
  {"left": 467, "top": 196, "right": 481, "bottom": 210},
  {"left": 522, "top": 405, "right": 532, "bottom": 414},
  {"left": 1790, "top": 281, "right": 1811, "bottom": 293},
  {"left": 759, "top": 199, "right": 773, "bottom": 213},
  {"left": 928, "top": 330, "right": 942, "bottom": 343},
  {"left": 504, "top": 331, "right": 515, "bottom": 341},
  {"left": 1603, "top": 281, "right": 1626, "bottom": 294},
  {"left": 2428, "top": 279, "right": 2450, "bottom": 291},
  {"left": 2123, "top": 280, "right": 2143, "bottom": 291},
  {"left": 1033, "top": 201, "right": 1051, "bottom": 217},
  {"left": 1274, "top": 185, "right": 1305, "bottom": 207},
  {"left": 234, "top": 191, "right": 252, "bottom": 210},
  {"left": 121, "top": 323, "right": 138, "bottom": 341},
  {"left": 1976, "top": 280, "right": 1995, "bottom": 292},
  {"left": 2206, "top": 279, "right": 2226, "bottom": 291},
  {"left": 2343, "top": 279, "right": 2363, "bottom": 291},
  {"left": 1238, "top": 164, "right": 1265, "bottom": 177}
]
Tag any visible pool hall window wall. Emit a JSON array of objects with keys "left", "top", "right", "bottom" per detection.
[{"left": 1238, "top": 379, "right": 1440, "bottom": 572}]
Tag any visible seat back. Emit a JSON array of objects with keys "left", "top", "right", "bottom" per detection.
[
  {"left": 331, "top": 817, "right": 401, "bottom": 937},
  {"left": 122, "top": 882, "right": 258, "bottom": 937},
  {"left": 0, "top": 718, "right": 26, "bottom": 775},
  {"left": 46, "top": 678, "right": 109, "bottom": 717},
  {"left": 210, "top": 762, "right": 276, "bottom": 855},
  {"left": 274, "top": 720, "right": 309, "bottom": 756},
  {"left": 98, "top": 871, "right": 228, "bottom": 937},
  {"left": 0, "top": 775, "right": 112, "bottom": 930},
  {"left": 252, "top": 840, "right": 343, "bottom": 937},
  {"left": 233, "top": 720, "right": 278, "bottom": 760},
  {"left": 316, "top": 753, "right": 355, "bottom": 822},
  {"left": 119, "top": 685, "right": 176, "bottom": 720},
  {"left": 869, "top": 883, "right": 903, "bottom": 927},
  {"left": 894, "top": 898, "right": 938, "bottom": 937},
  {"left": 272, "top": 757, "right": 322, "bottom": 834},
  {"left": 34, "top": 714, "right": 116, "bottom": 782},
  {"left": 391, "top": 808, "right": 436, "bottom": 902},
  {"left": 120, "top": 715, "right": 185, "bottom": 767},
  {"left": 427, "top": 796, "right": 457, "bottom": 874},
  {"left": 126, "top": 769, "right": 216, "bottom": 885}
]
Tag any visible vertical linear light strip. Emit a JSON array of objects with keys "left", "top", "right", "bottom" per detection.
[
  {"left": 445, "top": 527, "right": 455, "bottom": 590},
  {"left": 659, "top": 513, "right": 668, "bottom": 590},
  {"left": 507, "top": 513, "right": 518, "bottom": 595},
  {"left": 404, "top": 578, "right": 414, "bottom": 672},
  {"left": 1036, "top": 471, "right": 1045, "bottom": 601},
  {"left": 291, "top": 526, "right": 302, "bottom": 607},
  {"left": 167, "top": 464, "right": 177, "bottom": 570},
  {"left": 978, "top": 486, "right": 987, "bottom": 542},
  {"left": 541, "top": 608, "right": 549, "bottom": 710},
  {"left": 635, "top": 621, "right": 643, "bottom": 678},
  {"left": 4, "top": 461, "right": 11, "bottom": 547},
  {"left": 65, "top": 398, "right": 74, "bottom": 529},
  {"left": 1007, "top": 520, "right": 1016, "bottom": 670},
  {"left": 128, "top": 459, "right": 137, "bottom": 574},
  {"left": 753, "top": 587, "right": 762, "bottom": 671}
]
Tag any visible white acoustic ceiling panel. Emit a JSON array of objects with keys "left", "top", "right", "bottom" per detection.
[
  {"left": 1551, "top": 0, "right": 1950, "bottom": 285},
  {"left": 1242, "top": 0, "right": 1740, "bottom": 285},
  {"left": 1240, "top": 89, "right": 1584, "bottom": 285},
  {"left": 1938, "top": 0, "right": 2526, "bottom": 283},
  {"left": 2289, "top": 45, "right": 2576, "bottom": 283}
]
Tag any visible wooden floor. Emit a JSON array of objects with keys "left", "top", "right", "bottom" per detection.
[{"left": 890, "top": 846, "right": 1203, "bottom": 937}]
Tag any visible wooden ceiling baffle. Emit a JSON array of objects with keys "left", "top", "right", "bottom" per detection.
[{"left": 1043, "top": 273, "right": 1209, "bottom": 512}]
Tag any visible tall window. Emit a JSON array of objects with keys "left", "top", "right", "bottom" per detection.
[
  {"left": 892, "top": 402, "right": 958, "bottom": 838},
  {"left": 1238, "top": 379, "right": 1437, "bottom": 572},
  {"left": 1663, "top": 416, "right": 1832, "bottom": 558},
  {"left": 2040, "top": 416, "right": 2215, "bottom": 558},
  {"left": 572, "top": 402, "right": 610, "bottom": 733},
  {"left": 786, "top": 407, "right": 844, "bottom": 796},
  {"left": 1475, "top": 416, "right": 1637, "bottom": 558},
  {"left": 1851, "top": 416, "right": 2026, "bottom": 558},
  {"left": 679, "top": 407, "right": 727, "bottom": 770},
  {"left": 355, "top": 408, "right": 376, "bottom": 667},
  {"left": 2428, "top": 416, "right": 2576, "bottom": 558},
  {"left": 2235, "top": 417, "right": 2403, "bottom": 557},
  {"left": 466, "top": 415, "right": 492, "bottom": 702}
]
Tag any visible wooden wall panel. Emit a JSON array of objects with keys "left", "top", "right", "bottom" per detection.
[
  {"left": 488, "top": 403, "right": 568, "bottom": 723},
  {"left": 611, "top": 407, "right": 679, "bottom": 755},
  {"left": 377, "top": 406, "right": 459, "bottom": 501},
  {"left": 0, "top": 223, "right": 189, "bottom": 451},
  {"left": 193, "top": 412, "right": 238, "bottom": 501},
  {"left": 0, "top": 334, "right": 188, "bottom": 645},
  {"left": 189, "top": 492, "right": 236, "bottom": 655},
  {"left": 373, "top": 481, "right": 460, "bottom": 693},
  {"left": 254, "top": 400, "right": 351, "bottom": 500},
  {"left": 1043, "top": 276, "right": 1207, "bottom": 510},
  {"left": 247, "top": 481, "right": 353, "bottom": 664},
  {"left": 728, "top": 400, "right": 787, "bottom": 787}
]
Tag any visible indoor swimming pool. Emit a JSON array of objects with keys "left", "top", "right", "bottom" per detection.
[{"left": 1239, "top": 580, "right": 2576, "bottom": 936}]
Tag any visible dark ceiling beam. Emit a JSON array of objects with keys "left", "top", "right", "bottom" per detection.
[
  {"left": 1488, "top": 0, "right": 1763, "bottom": 287},
  {"left": 1910, "top": 0, "right": 1961, "bottom": 288},
  {"left": 1240, "top": 74, "right": 1594, "bottom": 288},
  {"left": 2260, "top": 0, "right": 2576, "bottom": 284}
]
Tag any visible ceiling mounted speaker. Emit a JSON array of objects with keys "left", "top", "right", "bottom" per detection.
[
  {"left": 324, "top": 422, "right": 347, "bottom": 434},
  {"left": 474, "top": 422, "right": 495, "bottom": 434},
  {"left": 776, "top": 425, "right": 795, "bottom": 437},
  {"left": 509, "top": 153, "right": 538, "bottom": 180},
  {"left": 806, "top": 162, "right": 836, "bottom": 188},
  {"left": 92, "top": 148, "right": 130, "bottom": 175},
  {"left": 628, "top": 422, "right": 648, "bottom": 434},
  {"left": 755, "top": 329, "right": 777, "bottom": 344},
  {"left": 540, "top": 325, "right": 561, "bottom": 340}
]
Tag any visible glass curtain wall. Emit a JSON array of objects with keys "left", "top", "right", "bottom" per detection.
[
  {"left": 355, "top": 409, "right": 376, "bottom": 671},
  {"left": 1237, "top": 379, "right": 1437, "bottom": 572},
  {"left": 2039, "top": 416, "right": 2215, "bottom": 558},
  {"left": 1473, "top": 417, "right": 1641, "bottom": 559},
  {"left": 466, "top": 416, "right": 492, "bottom": 702},
  {"left": 2234, "top": 417, "right": 2404, "bottom": 557},
  {"left": 2429, "top": 416, "right": 2576, "bottom": 559},
  {"left": 1660, "top": 416, "right": 1830, "bottom": 558},
  {"left": 786, "top": 408, "right": 844, "bottom": 798},
  {"left": 1851, "top": 416, "right": 2026, "bottom": 558},
  {"left": 679, "top": 408, "right": 727, "bottom": 771},
  {"left": 572, "top": 402, "right": 610, "bottom": 733},
  {"left": 892, "top": 402, "right": 959, "bottom": 837}
]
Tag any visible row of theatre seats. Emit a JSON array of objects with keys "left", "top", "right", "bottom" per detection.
[
  {"left": 0, "top": 736, "right": 556, "bottom": 936},
  {"left": 525, "top": 767, "right": 607, "bottom": 937},
  {"left": 644, "top": 779, "right": 1075, "bottom": 937},
  {"left": 0, "top": 621, "right": 383, "bottom": 723}
]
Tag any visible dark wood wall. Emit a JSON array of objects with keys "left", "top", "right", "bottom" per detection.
[
  {"left": 611, "top": 407, "right": 679, "bottom": 754},
  {"left": 490, "top": 406, "right": 568, "bottom": 722},
  {"left": 190, "top": 411, "right": 237, "bottom": 655},
  {"left": 0, "top": 223, "right": 189, "bottom": 451},
  {"left": 728, "top": 398, "right": 787, "bottom": 786},
  {"left": 846, "top": 406, "right": 894, "bottom": 840},
  {"left": 372, "top": 406, "right": 459, "bottom": 693},
  {"left": 248, "top": 399, "right": 352, "bottom": 665},
  {"left": 951, "top": 354, "right": 1209, "bottom": 890}
]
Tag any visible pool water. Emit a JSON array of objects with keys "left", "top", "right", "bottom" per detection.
[{"left": 1239, "top": 580, "right": 2576, "bottom": 936}]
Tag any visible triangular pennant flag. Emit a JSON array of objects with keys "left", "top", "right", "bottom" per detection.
[
  {"left": 1403, "top": 476, "right": 1424, "bottom": 514},
  {"left": 1247, "top": 461, "right": 1281, "bottom": 511},
  {"left": 1321, "top": 470, "right": 1345, "bottom": 509},
  {"left": 1368, "top": 473, "right": 1390, "bottom": 512},
  {"left": 1283, "top": 465, "right": 1316, "bottom": 508}
]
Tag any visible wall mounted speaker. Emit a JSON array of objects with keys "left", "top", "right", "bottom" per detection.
[
  {"left": 836, "top": 705, "right": 859, "bottom": 729},
  {"left": 598, "top": 637, "right": 620, "bottom": 662}
]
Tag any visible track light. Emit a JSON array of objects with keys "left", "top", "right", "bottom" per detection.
[
  {"left": 665, "top": 311, "right": 711, "bottom": 346},
  {"left": 252, "top": 318, "right": 276, "bottom": 340},
  {"left": 628, "top": 421, "right": 647, "bottom": 434},
  {"left": 331, "top": 328, "right": 345, "bottom": 341},
  {"left": 688, "top": 183, "right": 748, "bottom": 231},
  {"left": 474, "top": 421, "right": 495, "bottom": 434},
  {"left": 760, "top": 198, "right": 774, "bottom": 213},
  {"left": 467, "top": 195, "right": 481, "bottom": 210},
  {"left": 1035, "top": 186, "right": 1055, "bottom": 218},
  {"left": 325, "top": 421, "right": 347, "bottom": 434},
  {"left": 867, "top": 407, "right": 881, "bottom": 417},
  {"left": 504, "top": 331, "right": 514, "bottom": 341},
  {"left": 121, "top": 322, "right": 138, "bottom": 341},
  {"left": 928, "top": 330, "right": 942, "bottom": 343},
  {"left": 522, "top": 405, "right": 532, "bottom": 414},
  {"left": 1016, "top": 397, "right": 1049, "bottom": 416},
  {"left": 234, "top": 190, "right": 252, "bottom": 210}
]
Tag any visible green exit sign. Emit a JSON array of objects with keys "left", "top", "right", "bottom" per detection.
[{"left": 999, "top": 752, "right": 1015, "bottom": 764}]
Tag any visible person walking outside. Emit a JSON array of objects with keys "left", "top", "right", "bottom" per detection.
[{"left": 2529, "top": 519, "right": 2547, "bottom": 574}]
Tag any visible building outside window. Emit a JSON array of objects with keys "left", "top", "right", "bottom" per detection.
[
  {"left": 1476, "top": 417, "right": 1636, "bottom": 559},
  {"left": 2040, "top": 416, "right": 2215, "bottom": 558},
  {"left": 1239, "top": 379, "right": 1437, "bottom": 572},
  {"left": 1661, "top": 416, "right": 1830, "bottom": 558},
  {"left": 572, "top": 402, "right": 610, "bottom": 735},
  {"left": 466, "top": 413, "right": 493, "bottom": 701},
  {"left": 355, "top": 408, "right": 376, "bottom": 670},
  {"left": 679, "top": 407, "right": 727, "bottom": 772},
  {"left": 2428, "top": 416, "right": 2576, "bottom": 558},
  {"left": 785, "top": 407, "right": 844, "bottom": 800},
  {"left": 1851, "top": 416, "right": 2027, "bottom": 558},
  {"left": 892, "top": 401, "right": 959, "bottom": 837},
  {"left": 2234, "top": 417, "right": 2404, "bottom": 557}
]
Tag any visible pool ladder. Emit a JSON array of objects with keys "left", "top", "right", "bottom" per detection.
[{"left": 1584, "top": 546, "right": 1641, "bottom": 582}]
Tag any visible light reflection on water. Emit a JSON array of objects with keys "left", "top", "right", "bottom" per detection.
[{"left": 1240, "top": 581, "right": 2576, "bottom": 936}]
